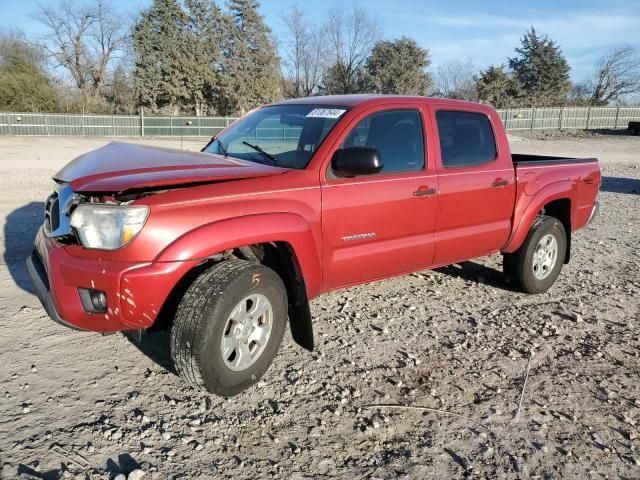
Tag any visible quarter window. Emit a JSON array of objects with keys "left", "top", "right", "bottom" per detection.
[
  {"left": 436, "top": 110, "right": 497, "bottom": 167},
  {"left": 339, "top": 109, "right": 425, "bottom": 174}
]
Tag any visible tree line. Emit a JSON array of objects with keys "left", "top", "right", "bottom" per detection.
[{"left": 1, "top": 0, "right": 639, "bottom": 115}]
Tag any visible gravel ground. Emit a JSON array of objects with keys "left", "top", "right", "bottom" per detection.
[{"left": 0, "top": 134, "right": 639, "bottom": 479}]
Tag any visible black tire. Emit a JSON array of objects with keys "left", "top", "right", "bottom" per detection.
[
  {"left": 509, "top": 215, "right": 567, "bottom": 294},
  {"left": 170, "top": 260, "right": 287, "bottom": 397}
]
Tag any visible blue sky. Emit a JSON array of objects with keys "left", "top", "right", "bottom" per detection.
[{"left": 2, "top": 0, "right": 639, "bottom": 81}]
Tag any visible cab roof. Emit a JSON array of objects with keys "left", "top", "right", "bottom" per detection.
[{"left": 271, "top": 94, "right": 485, "bottom": 110}]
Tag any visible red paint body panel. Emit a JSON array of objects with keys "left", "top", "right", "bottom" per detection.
[
  {"left": 503, "top": 161, "right": 600, "bottom": 253},
  {"left": 317, "top": 102, "right": 439, "bottom": 289},
  {"left": 32, "top": 95, "right": 601, "bottom": 333},
  {"left": 429, "top": 102, "right": 516, "bottom": 264},
  {"left": 34, "top": 226, "right": 197, "bottom": 331}
]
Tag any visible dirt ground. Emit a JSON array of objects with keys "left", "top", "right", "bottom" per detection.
[{"left": 0, "top": 133, "right": 638, "bottom": 479}]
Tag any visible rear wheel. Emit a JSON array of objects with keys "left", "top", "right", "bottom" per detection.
[
  {"left": 170, "top": 260, "right": 287, "bottom": 397},
  {"left": 506, "top": 215, "right": 567, "bottom": 294}
]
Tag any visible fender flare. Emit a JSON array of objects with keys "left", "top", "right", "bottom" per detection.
[
  {"left": 154, "top": 212, "right": 322, "bottom": 298},
  {"left": 502, "top": 180, "right": 576, "bottom": 253}
]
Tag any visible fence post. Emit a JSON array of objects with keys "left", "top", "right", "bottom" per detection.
[
  {"left": 530, "top": 108, "right": 535, "bottom": 130},
  {"left": 170, "top": 115, "right": 173, "bottom": 136},
  {"left": 81, "top": 108, "right": 85, "bottom": 137},
  {"left": 8, "top": 115, "right": 12, "bottom": 136},
  {"left": 585, "top": 107, "right": 591, "bottom": 130},
  {"left": 45, "top": 114, "right": 49, "bottom": 136},
  {"left": 559, "top": 107, "right": 564, "bottom": 130},
  {"left": 140, "top": 108, "right": 145, "bottom": 137},
  {"left": 614, "top": 107, "right": 620, "bottom": 129}
]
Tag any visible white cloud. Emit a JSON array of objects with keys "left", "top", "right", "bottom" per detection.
[{"left": 418, "top": 11, "right": 640, "bottom": 79}]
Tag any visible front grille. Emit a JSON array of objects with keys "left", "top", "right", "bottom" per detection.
[
  {"left": 43, "top": 184, "right": 77, "bottom": 238},
  {"left": 44, "top": 192, "right": 60, "bottom": 233}
]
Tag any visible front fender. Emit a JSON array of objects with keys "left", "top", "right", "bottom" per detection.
[
  {"left": 502, "top": 180, "right": 576, "bottom": 253},
  {"left": 154, "top": 213, "right": 322, "bottom": 298}
]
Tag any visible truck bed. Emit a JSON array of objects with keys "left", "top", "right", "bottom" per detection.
[{"left": 512, "top": 153, "right": 598, "bottom": 166}]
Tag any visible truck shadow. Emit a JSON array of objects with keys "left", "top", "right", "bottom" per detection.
[
  {"left": 600, "top": 176, "right": 640, "bottom": 195},
  {"left": 16, "top": 464, "right": 62, "bottom": 480},
  {"left": 125, "top": 329, "right": 177, "bottom": 375},
  {"left": 434, "top": 261, "right": 515, "bottom": 292},
  {"left": 105, "top": 453, "right": 142, "bottom": 477},
  {"left": 3, "top": 201, "right": 44, "bottom": 293}
]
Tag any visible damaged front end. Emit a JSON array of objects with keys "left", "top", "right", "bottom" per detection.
[{"left": 27, "top": 181, "right": 199, "bottom": 333}]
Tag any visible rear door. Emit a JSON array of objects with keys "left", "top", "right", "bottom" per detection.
[
  {"left": 431, "top": 106, "right": 515, "bottom": 265},
  {"left": 320, "top": 105, "right": 438, "bottom": 290}
]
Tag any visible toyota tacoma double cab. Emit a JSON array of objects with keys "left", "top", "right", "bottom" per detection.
[{"left": 27, "top": 95, "right": 600, "bottom": 396}]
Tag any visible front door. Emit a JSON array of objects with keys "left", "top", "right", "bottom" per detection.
[{"left": 320, "top": 106, "right": 438, "bottom": 290}]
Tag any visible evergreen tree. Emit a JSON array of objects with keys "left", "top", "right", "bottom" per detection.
[
  {"left": 509, "top": 27, "right": 570, "bottom": 106},
  {"left": 133, "top": 0, "right": 187, "bottom": 113},
  {"left": 0, "top": 37, "right": 60, "bottom": 112},
  {"left": 363, "top": 37, "right": 432, "bottom": 95},
  {"left": 217, "top": 0, "right": 281, "bottom": 115},
  {"left": 476, "top": 65, "right": 519, "bottom": 108},
  {"left": 180, "top": 0, "right": 224, "bottom": 115}
]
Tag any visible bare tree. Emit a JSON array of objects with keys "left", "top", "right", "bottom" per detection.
[
  {"left": 323, "top": 7, "right": 379, "bottom": 94},
  {"left": 588, "top": 46, "right": 640, "bottom": 105},
  {"left": 433, "top": 59, "right": 477, "bottom": 100},
  {"left": 280, "top": 7, "right": 328, "bottom": 98},
  {"left": 35, "top": 0, "right": 130, "bottom": 111}
]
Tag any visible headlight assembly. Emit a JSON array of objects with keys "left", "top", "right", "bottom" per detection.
[{"left": 70, "top": 204, "right": 149, "bottom": 250}]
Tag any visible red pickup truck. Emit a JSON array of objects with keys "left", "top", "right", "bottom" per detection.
[{"left": 27, "top": 95, "right": 600, "bottom": 396}]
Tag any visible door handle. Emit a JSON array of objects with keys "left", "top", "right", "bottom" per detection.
[
  {"left": 413, "top": 187, "right": 437, "bottom": 197},
  {"left": 491, "top": 179, "right": 509, "bottom": 187}
]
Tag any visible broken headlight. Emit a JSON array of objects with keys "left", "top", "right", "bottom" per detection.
[{"left": 70, "top": 204, "right": 149, "bottom": 250}]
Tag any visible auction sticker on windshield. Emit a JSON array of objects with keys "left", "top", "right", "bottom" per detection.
[{"left": 306, "top": 108, "right": 347, "bottom": 119}]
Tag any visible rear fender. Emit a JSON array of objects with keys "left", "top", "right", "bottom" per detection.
[
  {"left": 502, "top": 181, "right": 576, "bottom": 253},
  {"left": 155, "top": 213, "right": 322, "bottom": 298}
]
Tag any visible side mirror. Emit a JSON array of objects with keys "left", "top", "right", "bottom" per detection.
[{"left": 331, "top": 147, "right": 383, "bottom": 177}]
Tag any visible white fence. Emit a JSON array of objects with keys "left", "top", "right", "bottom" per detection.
[
  {"left": 496, "top": 106, "right": 640, "bottom": 130},
  {"left": 1, "top": 106, "right": 639, "bottom": 137},
  {"left": 0, "top": 112, "right": 237, "bottom": 137}
]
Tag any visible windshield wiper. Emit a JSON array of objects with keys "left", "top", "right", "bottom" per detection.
[
  {"left": 214, "top": 138, "right": 228, "bottom": 157},
  {"left": 242, "top": 141, "right": 277, "bottom": 164}
]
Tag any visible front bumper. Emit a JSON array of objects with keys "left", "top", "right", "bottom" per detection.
[
  {"left": 26, "top": 227, "right": 198, "bottom": 332},
  {"left": 26, "top": 250, "right": 83, "bottom": 331}
]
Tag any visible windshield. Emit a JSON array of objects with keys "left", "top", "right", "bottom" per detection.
[{"left": 204, "top": 105, "right": 348, "bottom": 169}]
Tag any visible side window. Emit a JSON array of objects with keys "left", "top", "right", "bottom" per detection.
[
  {"left": 339, "top": 109, "right": 425, "bottom": 174},
  {"left": 436, "top": 110, "right": 497, "bottom": 168}
]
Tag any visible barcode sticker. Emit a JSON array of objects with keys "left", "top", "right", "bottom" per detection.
[{"left": 306, "top": 108, "right": 346, "bottom": 119}]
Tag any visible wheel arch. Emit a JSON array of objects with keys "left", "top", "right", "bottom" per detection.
[
  {"left": 150, "top": 214, "right": 320, "bottom": 351},
  {"left": 503, "top": 181, "right": 575, "bottom": 261}
]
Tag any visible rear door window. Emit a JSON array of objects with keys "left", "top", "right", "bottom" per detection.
[{"left": 436, "top": 110, "right": 497, "bottom": 168}]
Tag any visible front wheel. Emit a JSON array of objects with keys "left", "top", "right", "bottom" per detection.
[
  {"left": 170, "top": 260, "right": 287, "bottom": 397},
  {"left": 507, "top": 215, "right": 567, "bottom": 294}
]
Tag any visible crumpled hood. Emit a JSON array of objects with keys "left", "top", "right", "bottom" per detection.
[{"left": 54, "top": 141, "right": 289, "bottom": 192}]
